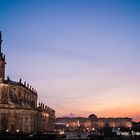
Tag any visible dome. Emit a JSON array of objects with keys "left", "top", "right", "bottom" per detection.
[{"left": 88, "top": 114, "right": 97, "bottom": 119}]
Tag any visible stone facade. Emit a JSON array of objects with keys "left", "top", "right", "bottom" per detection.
[
  {"left": 0, "top": 32, "right": 55, "bottom": 133},
  {"left": 56, "top": 117, "right": 91, "bottom": 131},
  {"left": 55, "top": 114, "right": 132, "bottom": 131},
  {"left": 89, "top": 114, "right": 132, "bottom": 129}
]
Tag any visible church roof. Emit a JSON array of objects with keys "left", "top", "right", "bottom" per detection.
[{"left": 4, "top": 77, "right": 37, "bottom": 96}]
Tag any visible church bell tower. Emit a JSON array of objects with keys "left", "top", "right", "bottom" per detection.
[{"left": 0, "top": 31, "right": 6, "bottom": 83}]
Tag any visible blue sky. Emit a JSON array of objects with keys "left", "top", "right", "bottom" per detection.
[{"left": 0, "top": 0, "right": 140, "bottom": 120}]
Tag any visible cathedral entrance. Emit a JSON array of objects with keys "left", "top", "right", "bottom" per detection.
[
  {"left": 9, "top": 116, "right": 17, "bottom": 133},
  {"left": 10, "top": 123, "right": 16, "bottom": 133}
]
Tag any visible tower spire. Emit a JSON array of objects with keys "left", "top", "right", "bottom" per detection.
[
  {"left": 0, "top": 31, "right": 2, "bottom": 54},
  {"left": 0, "top": 31, "right": 6, "bottom": 83}
]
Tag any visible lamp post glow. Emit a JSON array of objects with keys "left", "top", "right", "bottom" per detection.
[{"left": 66, "top": 124, "right": 69, "bottom": 127}]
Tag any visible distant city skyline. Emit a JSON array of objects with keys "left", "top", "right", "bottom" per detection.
[{"left": 0, "top": 0, "right": 140, "bottom": 121}]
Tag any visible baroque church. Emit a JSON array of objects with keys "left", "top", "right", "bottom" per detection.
[{"left": 0, "top": 32, "right": 55, "bottom": 133}]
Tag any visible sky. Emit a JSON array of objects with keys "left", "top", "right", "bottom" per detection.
[{"left": 0, "top": 0, "right": 140, "bottom": 121}]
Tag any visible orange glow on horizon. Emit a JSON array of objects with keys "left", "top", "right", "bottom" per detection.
[{"left": 56, "top": 104, "right": 140, "bottom": 122}]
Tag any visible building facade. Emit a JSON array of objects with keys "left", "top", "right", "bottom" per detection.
[
  {"left": 89, "top": 114, "right": 132, "bottom": 129},
  {"left": 56, "top": 117, "right": 91, "bottom": 131},
  {"left": 0, "top": 32, "right": 55, "bottom": 133},
  {"left": 55, "top": 114, "right": 132, "bottom": 131}
]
